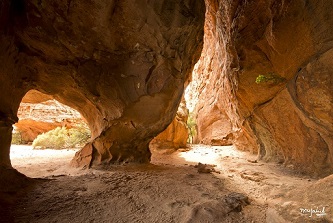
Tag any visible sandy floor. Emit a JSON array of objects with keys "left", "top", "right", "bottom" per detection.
[
  {"left": 10, "top": 145, "right": 80, "bottom": 178},
  {"left": 5, "top": 145, "right": 333, "bottom": 222}
]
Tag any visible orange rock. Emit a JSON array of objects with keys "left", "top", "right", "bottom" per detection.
[
  {"left": 189, "top": 0, "right": 333, "bottom": 176},
  {"left": 0, "top": 0, "right": 205, "bottom": 169},
  {"left": 150, "top": 100, "right": 189, "bottom": 150}
]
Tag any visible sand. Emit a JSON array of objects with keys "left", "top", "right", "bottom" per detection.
[{"left": 3, "top": 145, "right": 332, "bottom": 222}]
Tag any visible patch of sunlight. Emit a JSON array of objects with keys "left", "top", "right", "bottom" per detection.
[
  {"left": 10, "top": 145, "right": 78, "bottom": 164},
  {"left": 179, "top": 145, "right": 244, "bottom": 168},
  {"left": 10, "top": 145, "right": 82, "bottom": 178}
]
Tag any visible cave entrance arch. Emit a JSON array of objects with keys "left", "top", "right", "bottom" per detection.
[{"left": 10, "top": 90, "right": 91, "bottom": 178}]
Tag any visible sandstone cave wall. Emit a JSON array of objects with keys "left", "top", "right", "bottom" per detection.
[
  {"left": 0, "top": 0, "right": 205, "bottom": 169},
  {"left": 191, "top": 0, "right": 333, "bottom": 176}
]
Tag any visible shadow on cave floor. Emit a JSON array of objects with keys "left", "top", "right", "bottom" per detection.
[{"left": 2, "top": 145, "right": 333, "bottom": 223}]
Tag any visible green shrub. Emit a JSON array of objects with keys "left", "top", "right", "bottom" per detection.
[
  {"left": 32, "top": 124, "right": 91, "bottom": 150},
  {"left": 187, "top": 113, "right": 197, "bottom": 144},
  {"left": 11, "top": 131, "right": 22, "bottom": 145},
  {"left": 255, "top": 72, "right": 286, "bottom": 84},
  {"left": 67, "top": 124, "right": 91, "bottom": 147}
]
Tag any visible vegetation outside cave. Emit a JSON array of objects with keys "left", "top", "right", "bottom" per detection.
[
  {"left": 10, "top": 91, "right": 92, "bottom": 177},
  {"left": 12, "top": 90, "right": 91, "bottom": 150}
]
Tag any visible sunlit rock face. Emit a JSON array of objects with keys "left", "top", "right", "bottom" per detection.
[
  {"left": 150, "top": 99, "right": 189, "bottom": 150},
  {"left": 0, "top": 0, "right": 205, "bottom": 168},
  {"left": 190, "top": 0, "right": 333, "bottom": 176}
]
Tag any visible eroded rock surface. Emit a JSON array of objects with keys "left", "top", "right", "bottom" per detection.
[
  {"left": 189, "top": 0, "right": 333, "bottom": 176},
  {"left": 0, "top": 0, "right": 205, "bottom": 170}
]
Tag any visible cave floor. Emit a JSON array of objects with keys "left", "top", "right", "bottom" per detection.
[{"left": 3, "top": 145, "right": 333, "bottom": 222}]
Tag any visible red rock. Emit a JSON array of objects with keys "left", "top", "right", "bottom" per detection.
[
  {"left": 0, "top": 0, "right": 205, "bottom": 169},
  {"left": 189, "top": 0, "right": 333, "bottom": 176},
  {"left": 1, "top": 0, "right": 332, "bottom": 179},
  {"left": 150, "top": 99, "right": 189, "bottom": 150}
]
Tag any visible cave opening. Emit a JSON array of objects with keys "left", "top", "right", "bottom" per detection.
[{"left": 10, "top": 90, "right": 91, "bottom": 178}]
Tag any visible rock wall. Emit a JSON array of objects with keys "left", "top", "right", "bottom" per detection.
[
  {"left": 191, "top": 0, "right": 333, "bottom": 176},
  {"left": 188, "top": 0, "right": 244, "bottom": 148},
  {"left": 0, "top": 0, "right": 205, "bottom": 170}
]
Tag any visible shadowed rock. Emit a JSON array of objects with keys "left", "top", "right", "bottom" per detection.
[{"left": 0, "top": 0, "right": 205, "bottom": 169}]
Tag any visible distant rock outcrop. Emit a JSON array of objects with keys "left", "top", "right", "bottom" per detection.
[{"left": 15, "top": 90, "right": 84, "bottom": 143}]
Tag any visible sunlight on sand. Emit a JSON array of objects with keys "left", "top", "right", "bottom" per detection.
[
  {"left": 179, "top": 145, "right": 245, "bottom": 168},
  {"left": 10, "top": 145, "right": 79, "bottom": 178},
  {"left": 10, "top": 145, "right": 78, "bottom": 162}
]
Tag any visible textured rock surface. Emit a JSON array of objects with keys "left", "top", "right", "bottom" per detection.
[
  {"left": 150, "top": 99, "right": 189, "bottom": 150},
  {"left": 0, "top": 0, "right": 205, "bottom": 169},
  {"left": 15, "top": 91, "right": 84, "bottom": 143},
  {"left": 187, "top": 0, "right": 241, "bottom": 147},
  {"left": 190, "top": 0, "right": 333, "bottom": 176}
]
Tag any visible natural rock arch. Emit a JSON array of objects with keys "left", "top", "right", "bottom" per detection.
[{"left": 0, "top": 0, "right": 205, "bottom": 176}]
